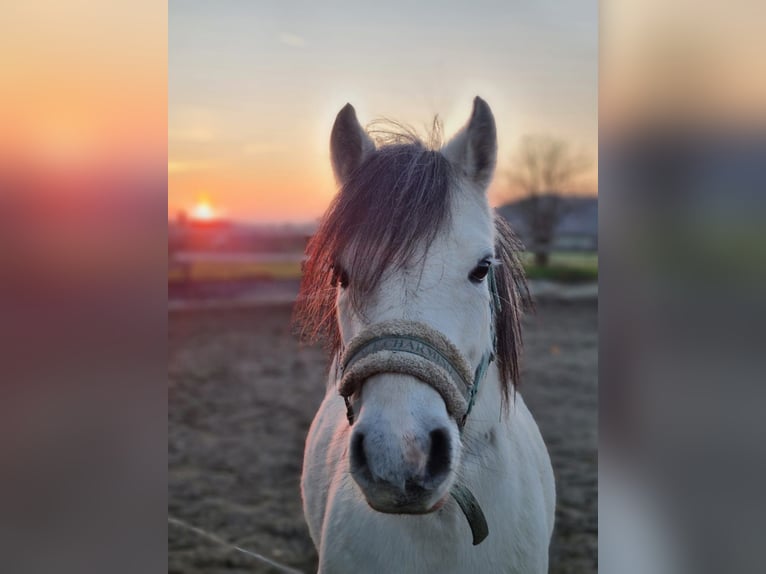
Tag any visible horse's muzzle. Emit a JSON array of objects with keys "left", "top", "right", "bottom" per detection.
[
  {"left": 338, "top": 320, "right": 492, "bottom": 544},
  {"left": 348, "top": 404, "right": 453, "bottom": 514}
]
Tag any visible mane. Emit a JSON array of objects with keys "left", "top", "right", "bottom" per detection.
[
  {"left": 492, "top": 214, "right": 532, "bottom": 404},
  {"left": 293, "top": 122, "right": 530, "bottom": 405}
]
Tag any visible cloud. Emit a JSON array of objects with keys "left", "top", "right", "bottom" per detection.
[
  {"left": 168, "top": 160, "right": 216, "bottom": 174},
  {"left": 168, "top": 127, "right": 214, "bottom": 144},
  {"left": 278, "top": 32, "right": 306, "bottom": 48}
]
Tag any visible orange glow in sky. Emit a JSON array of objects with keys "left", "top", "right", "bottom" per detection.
[
  {"left": 169, "top": 2, "right": 598, "bottom": 223},
  {"left": 1, "top": 0, "right": 166, "bottom": 177}
]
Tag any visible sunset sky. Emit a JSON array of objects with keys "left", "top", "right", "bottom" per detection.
[
  {"left": 169, "top": 0, "right": 598, "bottom": 223},
  {"left": 2, "top": 1, "right": 166, "bottom": 173}
]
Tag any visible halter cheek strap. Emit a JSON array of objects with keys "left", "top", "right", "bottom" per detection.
[{"left": 463, "top": 348, "right": 494, "bottom": 427}]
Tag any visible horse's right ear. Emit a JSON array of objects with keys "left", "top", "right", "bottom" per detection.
[{"left": 330, "top": 103, "right": 375, "bottom": 186}]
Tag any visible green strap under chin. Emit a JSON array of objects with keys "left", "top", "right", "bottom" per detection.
[{"left": 451, "top": 483, "right": 489, "bottom": 545}]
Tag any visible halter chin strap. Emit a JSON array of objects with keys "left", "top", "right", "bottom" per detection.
[{"left": 336, "top": 268, "right": 501, "bottom": 545}]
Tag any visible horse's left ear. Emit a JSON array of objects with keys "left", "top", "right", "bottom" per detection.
[{"left": 442, "top": 97, "right": 497, "bottom": 191}]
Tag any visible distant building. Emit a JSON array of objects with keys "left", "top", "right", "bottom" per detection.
[{"left": 496, "top": 195, "right": 598, "bottom": 252}]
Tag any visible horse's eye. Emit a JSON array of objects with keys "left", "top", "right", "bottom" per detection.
[
  {"left": 331, "top": 264, "right": 350, "bottom": 289},
  {"left": 469, "top": 260, "right": 492, "bottom": 284}
]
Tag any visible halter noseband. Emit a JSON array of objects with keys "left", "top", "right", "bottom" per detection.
[{"left": 336, "top": 267, "right": 501, "bottom": 545}]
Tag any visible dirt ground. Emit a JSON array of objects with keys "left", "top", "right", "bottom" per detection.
[{"left": 168, "top": 300, "right": 597, "bottom": 573}]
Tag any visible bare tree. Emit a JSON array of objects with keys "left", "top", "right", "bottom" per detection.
[{"left": 505, "top": 135, "right": 591, "bottom": 266}]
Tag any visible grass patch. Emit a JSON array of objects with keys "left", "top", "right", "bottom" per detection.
[{"left": 521, "top": 252, "right": 598, "bottom": 283}]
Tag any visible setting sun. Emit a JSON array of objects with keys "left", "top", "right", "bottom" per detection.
[{"left": 190, "top": 199, "right": 216, "bottom": 221}]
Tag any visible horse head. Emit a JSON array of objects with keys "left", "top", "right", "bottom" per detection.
[{"left": 322, "top": 98, "right": 500, "bottom": 514}]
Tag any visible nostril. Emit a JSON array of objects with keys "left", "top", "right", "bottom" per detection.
[
  {"left": 426, "top": 427, "right": 451, "bottom": 480},
  {"left": 350, "top": 431, "right": 367, "bottom": 471}
]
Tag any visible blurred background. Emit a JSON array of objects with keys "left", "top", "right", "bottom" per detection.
[
  {"left": 2, "top": 0, "right": 763, "bottom": 573},
  {"left": 0, "top": 2, "right": 166, "bottom": 574},
  {"left": 600, "top": 2, "right": 766, "bottom": 573},
  {"left": 168, "top": 1, "right": 597, "bottom": 573}
]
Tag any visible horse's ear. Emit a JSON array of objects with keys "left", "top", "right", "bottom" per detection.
[
  {"left": 442, "top": 97, "right": 497, "bottom": 191},
  {"left": 330, "top": 103, "right": 375, "bottom": 186}
]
